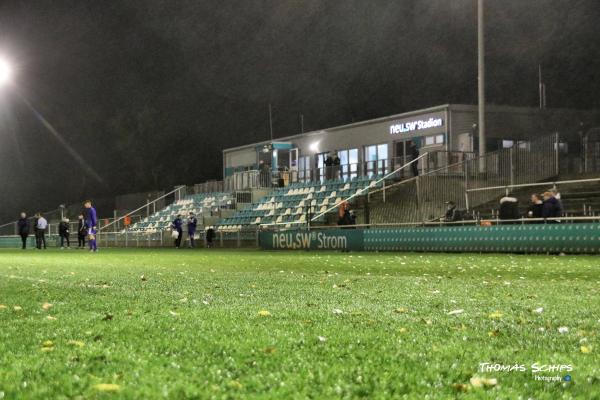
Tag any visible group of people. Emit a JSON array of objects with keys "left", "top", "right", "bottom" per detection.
[
  {"left": 16, "top": 200, "right": 98, "bottom": 251},
  {"left": 442, "top": 189, "right": 564, "bottom": 223},
  {"left": 499, "top": 190, "right": 563, "bottom": 222},
  {"left": 170, "top": 212, "right": 216, "bottom": 248},
  {"left": 324, "top": 152, "right": 341, "bottom": 181}
]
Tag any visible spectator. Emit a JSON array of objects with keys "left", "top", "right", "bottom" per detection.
[
  {"left": 443, "top": 201, "right": 461, "bottom": 222},
  {"left": 77, "top": 214, "right": 86, "bottom": 249},
  {"left": 59, "top": 218, "right": 71, "bottom": 249},
  {"left": 205, "top": 226, "right": 216, "bottom": 248},
  {"left": 527, "top": 194, "right": 544, "bottom": 219},
  {"left": 332, "top": 152, "right": 341, "bottom": 180},
  {"left": 337, "top": 201, "right": 349, "bottom": 225},
  {"left": 550, "top": 188, "right": 564, "bottom": 215},
  {"left": 499, "top": 196, "right": 519, "bottom": 223},
  {"left": 542, "top": 191, "right": 562, "bottom": 223},
  {"left": 35, "top": 212, "right": 48, "bottom": 250},
  {"left": 187, "top": 212, "right": 198, "bottom": 248},
  {"left": 171, "top": 214, "right": 183, "bottom": 248},
  {"left": 17, "top": 212, "right": 29, "bottom": 250},
  {"left": 259, "top": 160, "right": 271, "bottom": 188},
  {"left": 84, "top": 200, "right": 98, "bottom": 252},
  {"left": 409, "top": 143, "right": 420, "bottom": 177},
  {"left": 324, "top": 153, "right": 334, "bottom": 180}
]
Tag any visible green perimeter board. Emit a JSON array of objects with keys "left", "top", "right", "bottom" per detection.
[{"left": 260, "top": 223, "right": 600, "bottom": 253}]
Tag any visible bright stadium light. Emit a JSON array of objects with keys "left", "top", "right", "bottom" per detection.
[{"left": 0, "top": 57, "right": 13, "bottom": 86}]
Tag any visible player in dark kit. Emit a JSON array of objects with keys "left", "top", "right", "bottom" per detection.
[{"left": 84, "top": 200, "right": 98, "bottom": 252}]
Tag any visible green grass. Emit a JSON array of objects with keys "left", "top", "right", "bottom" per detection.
[{"left": 0, "top": 248, "right": 598, "bottom": 399}]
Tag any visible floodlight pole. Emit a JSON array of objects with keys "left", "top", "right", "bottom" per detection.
[{"left": 477, "top": 0, "right": 486, "bottom": 173}]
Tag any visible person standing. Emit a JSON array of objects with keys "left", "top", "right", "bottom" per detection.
[
  {"left": 17, "top": 212, "right": 29, "bottom": 250},
  {"left": 59, "top": 218, "right": 71, "bottom": 249},
  {"left": 332, "top": 152, "right": 341, "bottom": 180},
  {"left": 410, "top": 143, "right": 420, "bottom": 177},
  {"left": 77, "top": 214, "right": 86, "bottom": 249},
  {"left": 171, "top": 214, "right": 183, "bottom": 248},
  {"left": 35, "top": 213, "right": 48, "bottom": 250},
  {"left": 205, "top": 226, "right": 215, "bottom": 248},
  {"left": 84, "top": 200, "right": 98, "bottom": 252},
  {"left": 324, "top": 153, "right": 334, "bottom": 181},
  {"left": 187, "top": 212, "right": 198, "bottom": 248}
]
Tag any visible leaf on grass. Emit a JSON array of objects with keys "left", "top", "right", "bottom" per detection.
[
  {"left": 447, "top": 309, "right": 464, "bottom": 316},
  {"left": 398, "top": 327, "right": 408, "bottom": 333},
  {"left": 263, "top": 347, "right": 276, "bottom": 354},
  {"left": 332, "top": 308, "right": 343, "bottom": 315},
  {"left": 46, "top": 316, "right": 57, "bottom": 321},
  {"left": 169, "top": 311, "right": 180, "bottom": 316},
  {"left": 580, "top": 345, "right": 592, "bottom": 354},
  {"left": 227, "top": 380, "right": 242, "bottom": 390},
  {"left": 452, "top": 383, "right": 470, "bottom": 392},
  {"left": 13, "top": 306, "right": 22, "bottom": 311},
  {"left": 258, "top": 310, "right": 271, "bottom": 317},
  {"left": 488, "top": 329, "right": 500, "bottom": 337},
  {"left": 41, "top": 340, "right": 54, "bottom": 350},
  {"left": 317, "top": 336, "right": 327, "bottom": 343},
  {"left": 40, "top": 347, "right": 54, "bottom": 352},
  {"left": 68, "top": 340, "right": 85, "bottom": 348},
  {"left": 93, "top": 383, "right": 121, "bottom": 392},
  {"left": 42, "top": 302, "right": 53, "bottom": 311},
  {"left": 394, "top": 307, "right": 409, "bottom": 314},
  {"left": 469, "top": 376, "right": 497, "bottom": 388},
  {"left": 488, "top": 311, "right": 503, "bottom": 320},
  {"left": 420, "top": 318, "right": 433, "bottom": 325},
  {"left": 558, "top": 326, "right": 569, "bottom": 334},
  {"left": 533, "top": 307, "right": 544, "bottom": 314},
  {"left": 0, "top": 304, "right": 7, "bottom": 310}
]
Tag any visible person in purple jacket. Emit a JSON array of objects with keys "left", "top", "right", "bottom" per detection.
[{"left": 84, "top": 200, "right": 98, "bottom": 252}]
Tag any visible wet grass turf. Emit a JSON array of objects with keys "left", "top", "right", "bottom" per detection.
[{"left": 0, "top": 248, "right": 598, "bottom": 399}]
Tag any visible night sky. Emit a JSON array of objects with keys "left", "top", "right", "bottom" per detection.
[{"left": 0, "top": 0, "right": 599, "bottom": 221}]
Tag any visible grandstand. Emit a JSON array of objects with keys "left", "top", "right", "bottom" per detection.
[
  {"left": 127, "top": 192, "right": 234, "bottom": 232},
  {"left": 216, "top": 176, "right": 382, "bottom": 231}
]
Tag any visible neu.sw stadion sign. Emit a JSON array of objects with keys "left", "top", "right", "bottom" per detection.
[
  {"left": 260, "top": 229, "right": 364, "bottom": 251},
  {"left": 389, "top": 117, "right": 444, "bottom": 135}
]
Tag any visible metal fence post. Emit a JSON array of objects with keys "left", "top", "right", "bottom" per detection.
[{"left": 237, "top": 231, "right": 241, "bottom": 248}]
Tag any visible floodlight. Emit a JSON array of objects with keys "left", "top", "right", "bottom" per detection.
[{"left": 0, "top": 58, "right": 12, "bottom": 86}]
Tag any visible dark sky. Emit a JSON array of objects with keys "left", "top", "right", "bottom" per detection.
[{"left": 0, "top": 0, "right": 599, "bottom": 220}]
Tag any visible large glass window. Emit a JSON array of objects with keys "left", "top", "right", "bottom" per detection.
[
  {"left": 298, "top": 155, "right": 311, "bottom": 182},
  {"left": 364, "top": 144, "right": 388, "bottom": 177},
  {"left": 337, "top": 148, "right": 359, "bottom": 181}
]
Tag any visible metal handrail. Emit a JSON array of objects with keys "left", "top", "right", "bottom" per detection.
[
  {"left": 465, "top": 177, "right": 600, "bottom": 193},
  {"left": 99, "top": 185, "right": 185, "bottom": 232}
]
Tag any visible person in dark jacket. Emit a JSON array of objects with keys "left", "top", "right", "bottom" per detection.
[
  {"left": 443, "top": 201, "right": 461, "bottom": 222},
  {"left": 542, "top": 191, "right": 562, "bottom": 223},
  {"left": 17, "top": 212, "right": 29, "bottom": 250},
  {"left": 205, "top": 227, "right": 216, "bottom": 248},
  {"left": 77, "top": 214, "right": 87, "bottom": 249},
  {"left": 187, "top": 212, "right": 198, "bottom": 248},
  {"left": 332, "top": 152, "right": 341, "bottom": 180},
  {"left": 409, "top": 143, "right": 420, "bottom": 177},
  {"left": 171, "top": 215, "right": 183, "bottom": 248},
  {"left": 324, "top": 154, "right": 334, "bottom": 180},
  {"left": 59, "top": 218, "right": 70, "bottom": 249},
  {"left": 499, "top": 196, "right": 520, "bottom": 223},
  {"left": 527, "top": 194, "right": 544, "bottom": 220}
]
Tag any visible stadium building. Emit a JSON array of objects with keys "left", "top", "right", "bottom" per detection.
[{"left": 223, "top": 104, "right": 599, "bottom": 187}]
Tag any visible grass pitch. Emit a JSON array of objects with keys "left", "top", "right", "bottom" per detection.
[{"left": 0, "top": 248, "right": 598, "bottom": 399}]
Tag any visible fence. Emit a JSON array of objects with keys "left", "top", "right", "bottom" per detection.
[{"left": 367, "top": 133, "right": 559, "bottom": 223}]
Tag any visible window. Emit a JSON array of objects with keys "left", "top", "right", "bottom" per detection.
[
  {"left": 337, "top": 148, "right": 359, "bottom": 181},
  {"left": 364, "top": 144, "right": 388, "bottom": 177},
  {"left": 424, "top": 135, "right": 445, "bottom": 146},
  {"left": 298, "top": 156, "right": 311, "bottom": 182}
]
